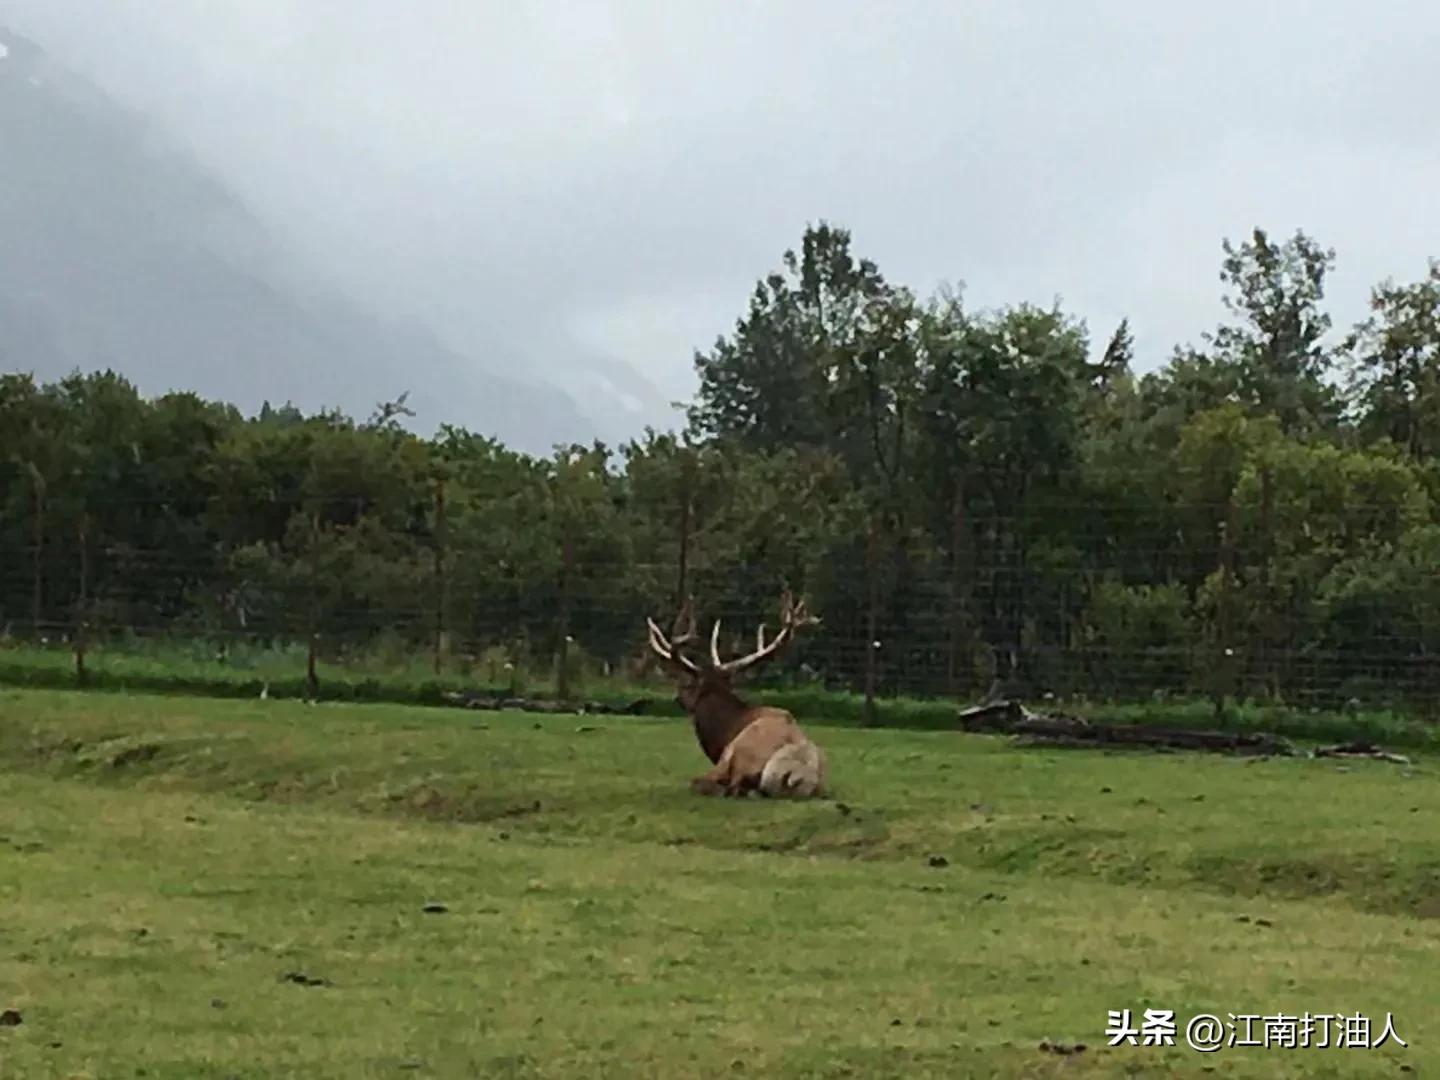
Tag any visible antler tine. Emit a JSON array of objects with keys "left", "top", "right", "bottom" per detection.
[
  {"left": 715, "top": 591, "right": 818, "bottom": 675},
  {"left": 784, "top": 592, "right": 819, "bottom": 628},
  {"left": 647, "top": 612, "right": 700, "bottom": 675},
  {"left": 669, "top": 594, "right": 698, "bottom": 644},
  {"left": 709, "top": 618, "right": 723, "bottom": 667},
  {"left": 646, "top": 616, "right": 673, "bottom": 655}
]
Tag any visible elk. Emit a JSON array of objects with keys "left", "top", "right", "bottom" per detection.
[{"left": 644, "top": 591, "right": 828, "bottom": 798}]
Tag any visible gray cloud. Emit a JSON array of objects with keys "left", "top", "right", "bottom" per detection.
[{"left": 3, "top": 0, "right": 1437, "bottom": 441}]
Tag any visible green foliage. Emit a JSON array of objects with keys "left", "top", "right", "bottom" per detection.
[
  {"left": 1079, "top": 581, "right": 1196, "bottom": 694},
  {"left": 1209, "top": 227, "right": 1343, "bottom": 435},
  {"left": 4, "top": 223, "right": 1440, "bottom": 718},
  {"left": 1344, "top": 259, "right": 1440, "bottom": 455}
]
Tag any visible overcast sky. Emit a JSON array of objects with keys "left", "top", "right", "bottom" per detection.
[{"left": 3, "top": 0, "right": 1438, "bottom": 439}]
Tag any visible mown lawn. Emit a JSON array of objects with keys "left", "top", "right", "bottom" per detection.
[{"left": 0, "top": 688, "right": 1435, "bottom": 1077}]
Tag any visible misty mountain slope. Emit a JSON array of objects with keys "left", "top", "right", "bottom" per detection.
[{"left": 0, "top": 27, "right": 595, "bottom": 454}]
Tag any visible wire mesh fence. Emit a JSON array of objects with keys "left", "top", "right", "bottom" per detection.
[{"left": 3, "top": 490, "right": 1438, "bottom": 720}]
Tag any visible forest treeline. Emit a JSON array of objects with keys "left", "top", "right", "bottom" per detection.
[{"left": 4, "top": 222, "right": 1440, "bottom": 712}]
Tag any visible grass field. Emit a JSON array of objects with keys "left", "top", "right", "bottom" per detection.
[{"left": 0, "top": 687, "right": 1436, "bottom": 1077}]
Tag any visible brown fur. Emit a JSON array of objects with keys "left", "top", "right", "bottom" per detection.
[
  {"left": 645, "top": 592, "right": 828, "bottom": 799},
  {"left": 675, "top": 672, "right": 786, "bottom": 765},
  {"left": 688, "top": 711, "right": 810, "bottom": 797}
]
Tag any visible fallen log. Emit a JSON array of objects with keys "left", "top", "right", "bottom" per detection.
[
  {"left": 957, "top": 699, "right": 1294, "bottom": 756},
  {"left": 1311, "top": 741, "right": 1411, "bottom": 765},
  {"left": 438, "top": 691, "right": 653, "bottom": 716},
  {"left": 954, "top": 699, "right": 1037, "bottom": 732},
  {"left": 1012, "top": 725, "right": 1293, "bottom": 756}
]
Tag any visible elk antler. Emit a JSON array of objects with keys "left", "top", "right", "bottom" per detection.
[
  {"left": 645, "top": 595, "right": 702, "bottom": 677},
  {"left": 712, "top": 589, "right": 820, "bottom": 676}
]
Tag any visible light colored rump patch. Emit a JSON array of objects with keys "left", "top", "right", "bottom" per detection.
[{"left": 758, "top": 739, "right": 826, "bottom": 798}]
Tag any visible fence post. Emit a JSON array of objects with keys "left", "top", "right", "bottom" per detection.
[
  {"left": 307, "top": 632, "right": 319, "bottom": 701},
  {"left": 433, "top": 472, "right": 447, "bottom": 676},
  {"left": 863, "top": 514, "right": 881, "bottom": 727},
  {"left": 673, "top": 447, "right": 695, "bottom": 610},
  {"left": 307, "top": 510, "right": 321, "bottom": 701},
  {"left": 1258, "top": 465, "right": 1276, "bottom": 698},
  {"left": 28, "top": 466, "right": 45, "bottom": 638},
  {"left": 1212, "top": 492, "right": 1239, "bottom": 722},
  {"left": 74, "top": 622, "right": 87, "bottom": 686},
  {"left": 946, "top": 489, "right": 969, "bottom": 696},
  {"left": 556, "top": 522, "right": 573, "bottom": 702},
  {"left": 74, "top": 512, "right": 89, "bottom": 686}
]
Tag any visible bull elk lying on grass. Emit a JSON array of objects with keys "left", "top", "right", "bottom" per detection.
[{"left": 645, "top": 591, "right": 828, "bottom": 799}]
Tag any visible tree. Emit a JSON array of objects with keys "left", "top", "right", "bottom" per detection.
[
  {"left": 1097, "top": 318, "right": 1135, "bottom": 391},
  {"left": 1207, "top": 227, "right": 1342, "bottom": 436},
  {"left": 686, "top": 221, "right": 893, "bottom": 455},
  {"left": 917, "top": 298, "right": 1095, "bottom": 692},
  {"left": 5, "top": 221, "right": 1440, "bottom": 717},
  {"left": 1344, "top": 259, "right": 1440, "bottom": 457}
]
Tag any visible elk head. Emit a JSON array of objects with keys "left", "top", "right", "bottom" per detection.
[{"left": 645, "top": 590, "right": 820, "bottom": 765}]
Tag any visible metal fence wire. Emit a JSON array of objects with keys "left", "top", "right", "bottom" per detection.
[{"left": 2, "top": 491, "right": 1436, "bottom": 718}]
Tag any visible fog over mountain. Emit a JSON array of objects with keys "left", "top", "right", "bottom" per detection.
[
  {"left": 0, "top": 26, "right": 623, "bottom": 452},
  {"left": 2, "top": 3, "right": 1438, "bottom": 452}
]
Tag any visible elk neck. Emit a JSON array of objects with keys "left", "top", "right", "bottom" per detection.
[{"left": 684, "top": 676, "right": 757, "bottom": 764}]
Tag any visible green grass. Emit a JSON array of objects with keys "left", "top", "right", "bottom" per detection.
[{"left": 0, "top": 688, "right": 1436, "bottom": 1077}]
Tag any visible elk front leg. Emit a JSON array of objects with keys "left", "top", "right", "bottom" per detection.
[
  {"left": 690, "top": 771, "right": 749, "bottom": 796},
  {"left": 689, "top": 774, "right": 726, "bottom": 796},
  {"left": 690, "top": 738, "right": 743, "bottom": 796}
]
